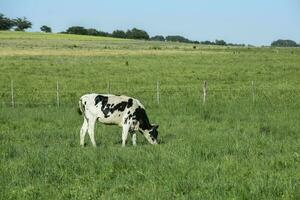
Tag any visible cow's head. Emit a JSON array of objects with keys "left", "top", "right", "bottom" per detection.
[
  {"left": 150, "top": 124, "right": 159, "bottom": 140},
  {"left": 133, "top": 106, "right": 159, "bottom": 145},
  {"left": 142, "top": 124, "right": 159, "bottom": 145}
]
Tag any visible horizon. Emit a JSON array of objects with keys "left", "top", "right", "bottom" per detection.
[{"left": 1, "top": 0, "right": 300, "bottom": 46}]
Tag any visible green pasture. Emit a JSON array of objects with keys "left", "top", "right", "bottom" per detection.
[{"left": 0, "top": 31, "right": 299, "bottom": 199}]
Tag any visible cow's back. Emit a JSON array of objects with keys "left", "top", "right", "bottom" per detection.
[{"left": 80, "top": 93, "right": 143, "bottom": 126}]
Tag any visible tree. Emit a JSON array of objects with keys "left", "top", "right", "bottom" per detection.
[
  {"left": 166, "top": 35, "right": 190, "bottom": 43},
  {"left": 126, "top": 28, "right": 149, "bottom": 40},
  {"left": 97, "top": 30, "right": 110, "bottom": 37},
  {"left": 66, "top": 26, "right": 88, "bottom": 35},
  {"left": 112, "top": 30, "right": 126, "bottom": 38},
  {"left": 40, "top": 25, "right": 52, "bottom": 33},
  {"left": 86, "top": 28, "right": 99, "bottom": 36},
  {"left": 150, "top": 35, "right": 165, "bottom": 41},
  {"left": 227, "top": 43, "right": 245, "bottom": 47},
  {"left": 0, "top": 13, "right": 14, "bottom": 30},
  {"left": 271, "top": 39, "right": 298, "bottom": 47},
  {"left": 201, "top": 40, "right": 214, "bottom": 45},
  {"left": 14, "top": 17, "right": 32, "bottom": 31},
  {"left": 215, "top": 39, "right": 226, "bottom": 46}
]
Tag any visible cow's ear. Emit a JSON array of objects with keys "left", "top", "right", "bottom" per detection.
[{"left": 152, "top": 124, "right": 159, "bottom": 129}]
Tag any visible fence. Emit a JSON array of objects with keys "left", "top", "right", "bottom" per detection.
[{"left": 0, "top": 79, "right": 299, "bottom": 108}]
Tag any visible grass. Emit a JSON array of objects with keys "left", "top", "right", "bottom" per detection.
[{"left": 0, "top": 31, "right": 300, "bottom": 199}]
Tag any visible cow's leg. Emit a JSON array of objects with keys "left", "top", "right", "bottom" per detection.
[
  {"left": 122, "top": 124, "right": 130, "bottom": 147},
  {"left": 132, "top": 132, "right": 137, "bottom": 146},
  {"left": 80, "top": 117, "right": 88, "bottom": 146},
  {"left": 87, "top": 117, "right": 97, "bottom": 147}
]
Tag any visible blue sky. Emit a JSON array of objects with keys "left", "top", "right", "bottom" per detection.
[{"left": 1, "top": 0, "right": 299, "bottom": 45}]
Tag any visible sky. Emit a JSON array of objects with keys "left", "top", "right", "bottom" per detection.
[{"left": 1, "top": 0, "right": 300, "bottom": 45}]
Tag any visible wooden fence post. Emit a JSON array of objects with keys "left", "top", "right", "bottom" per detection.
[
  {"left": 203, "top": 80, "right": 207, "bottom": 105},
  {"left": 156, "top": 81, "right": 160, "bottom": 105},
  {"left": 56, "top": 80, "right": 60, "bottom": 107},
  {"left": 11, "top": 80, "right": 14, "bottom": 108}
]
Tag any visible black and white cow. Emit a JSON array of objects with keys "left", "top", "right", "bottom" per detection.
[{"left": 78, "top": 93, "right": 159, "bottom": 147}]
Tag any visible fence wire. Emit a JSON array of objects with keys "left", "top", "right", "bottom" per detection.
[{"left": 0, "top": 80, "right": 299, "bottom": 108}]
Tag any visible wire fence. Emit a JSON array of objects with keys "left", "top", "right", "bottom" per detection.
[{"left": 0, "top": 79, "right": 299, "bottom": 108}]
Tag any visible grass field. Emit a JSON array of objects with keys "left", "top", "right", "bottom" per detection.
[{"left": 0, "top": 31, "right": 300, "bottom": 199}]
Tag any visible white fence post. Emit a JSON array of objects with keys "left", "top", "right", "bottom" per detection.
[
  {"left": 11, "top": 80, "right": 14, "bottom": 108},
  {"left": 156, "top": 81, "right": 160, "bottom": 105},
  {"left": 252, "top": 80, "right": 255, "bottom": 103},
  {"left": 56, "top": 80, "right": 60, "bottom": 107},
  {"left": 203, "top": 80, "right": 207, "bottom": 105}
]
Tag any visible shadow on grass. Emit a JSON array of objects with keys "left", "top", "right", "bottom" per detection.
[
  {"left": 112, "top": 132, "right": 177, "bottom": 146},
  {"left": 78, "top": 132, "right": 178, "bottom": 147},
  {"left": 158, "top": 133, "right": 177, "bottom": 144}
]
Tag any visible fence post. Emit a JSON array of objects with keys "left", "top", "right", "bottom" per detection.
[
  {"left": 11, "top": 80, "right": 14, "bottom": 108},
  {"left": 252, "top": 80, "right": 255, "bottom": 103},
  {"left": 203, "top": 80, "right": 207, "bottom": 105},
  {"left": 56, "top": 80, "right": 60, "bottom": 107},
  {"left": 107, "top": 80, "right": 111, "bottom": 93},
  {"left": 156, "top": 81, "right": 160, "bottom": 105}
]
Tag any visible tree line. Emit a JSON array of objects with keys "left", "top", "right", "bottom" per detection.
[
  {"left": 61, "top": 27, "right": 246, "bottom": 46},
  {"left": 0, "top": 13, "right": 32, "bottom": 31},
  {"left": 1, "top": 13, "right": 299, "bottom": 47}
]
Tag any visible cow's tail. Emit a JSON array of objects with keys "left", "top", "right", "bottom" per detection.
[{"left": 78, "top": 98, "right": 85, "bottom": 115}]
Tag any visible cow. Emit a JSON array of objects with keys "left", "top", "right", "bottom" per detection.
[{"left": 78, "top": 93, "right": 159, "bottom": 147}]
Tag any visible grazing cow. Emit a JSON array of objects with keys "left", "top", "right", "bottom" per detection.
[{"left": 78, "top": 93, "right": 159, "bottom": 147}]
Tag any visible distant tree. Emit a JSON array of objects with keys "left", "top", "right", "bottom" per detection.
[
  {"left": 215, "top": 39, "right": 226, "bottom": 46},
  {"left": 271, "top": 39, "right": 298, "bottom": 47},
  {"left": 201, "top": 40, "right": 214, "bottom": 45},
  {"left": 192, "top": 41, "right": 200, "bottom": 44},
  {"left": 86, "top": 28, "right": 99, "bottom": 36},
  {"left": 166, "top": 35, "right": 190, "bottom": 43},
  {"left": 14, "top": 17, "right": 32, "bottom": 31},
  {"left": 66, "top": 26, "right": 88, "bottom": 35},
  {"left": 231, "top": 43, "right": 245, "bottom": 47},
  {"left": 98, "top": 30, "right": 110, "bottom": 37},
  {"left": 40, "top": 25, "right": 52, "bottom": 33},
  {"left": 126, "top": 28, "right": 149, "bottom": 40},
  {"left": 112, "top": 30, "right": 126, "bottom": 38},
  {"left": 150, "top": 35, "right": 165, "bottom": 41},
  {"left": 0, "top": 13, "right": 14, "bottom": 30}
]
